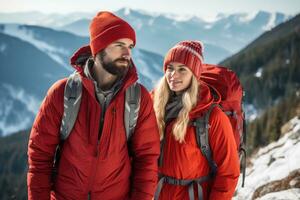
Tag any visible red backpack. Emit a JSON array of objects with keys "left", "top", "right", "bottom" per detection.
[{"left": 200, "top": 64, "right": 246, "bottom": 186}]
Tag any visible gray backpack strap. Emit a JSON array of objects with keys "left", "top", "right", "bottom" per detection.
[
  {"left": 60, "top": 72, "right": 82, "bottom": 140},
  {"left": 124, "top": 82, "right": 141, "bottom": 140},
  {"left": 154, "top": 174, "right": 210, "bottom": 200},
  {"left": 158, "top": 137, "right": 166, "bottom": 167},
  {"left": 52, "top": 72, "right": 82, "bottom": 182},
  {"left": 193, "top": 103, "right": 220, "bottom": 177}
]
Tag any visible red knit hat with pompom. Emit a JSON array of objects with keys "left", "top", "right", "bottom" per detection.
[{"left": 163, "top": 40, "right": 204, "bottom": 80}]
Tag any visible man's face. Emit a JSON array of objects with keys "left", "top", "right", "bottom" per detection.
[{"left": 96, "top": 38, "right": 134, "bottom": 76}]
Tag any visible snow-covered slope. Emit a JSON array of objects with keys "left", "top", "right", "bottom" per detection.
[
  {"left": 0, "top": 24, "right": 88, "bottom": 70},
  {"left": 2, "top": 24, "right": 70, "bottom": 70},
  {"left": 0, "top": 84, "right": 39, "bottom": 135},
  {"left": 234, "top": 116, "right": 300, "bottom": 200}
]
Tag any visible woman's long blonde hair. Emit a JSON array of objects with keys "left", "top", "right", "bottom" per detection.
[{"left": 153, "top": 75, "right": 199, "bottom": 143}]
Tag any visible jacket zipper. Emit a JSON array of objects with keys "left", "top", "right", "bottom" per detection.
[
  {"left": 97, "top": 112, "right": 105, "bottom": 157},
  {"left": 87, "top": 104, "right": 116, "bottom": 198},
  {"left": 97, "top": 96, "right": 107, "bottom": 148},
  {"left": 86, "top": 101, "right": 102, "bottom": 198}
]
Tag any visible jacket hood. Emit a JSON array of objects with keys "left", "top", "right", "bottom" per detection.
[
  {"left": 70, "top": 45, "right": 138, "bottom": 91},
  {"left": 189, "top": 81, "right": 221, "bottom": 119},
  {"left": 70, "top": 45, "right": 92, "bottom": 72}
]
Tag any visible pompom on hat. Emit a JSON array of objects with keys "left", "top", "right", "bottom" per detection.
[
  {"left": 163, "top": 40, "right": 204, "bottom": 80},
  {"left": 89, "top": 11, "right": 136, "bottom": 56}
]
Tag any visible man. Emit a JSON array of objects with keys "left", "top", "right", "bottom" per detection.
[{"left": 27, "top": 11, "right": 160, "bottom": 200}]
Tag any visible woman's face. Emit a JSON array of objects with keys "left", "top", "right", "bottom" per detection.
[{"left": 165, "top": 62, "right": 193, "bottom": 94}]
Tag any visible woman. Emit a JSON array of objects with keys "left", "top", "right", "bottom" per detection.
[{"left": 153, "top": 40, "right": 240, "bottom": 200}]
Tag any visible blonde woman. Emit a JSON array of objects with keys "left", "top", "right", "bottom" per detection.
[{"left": 153, "top": 40, "right": 240, "bottom": 200}]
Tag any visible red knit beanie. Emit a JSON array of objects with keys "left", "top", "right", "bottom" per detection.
[
  {"left": 163, "top": 40, "right": 204, "bottom": 80},
  {"left": 89, "top": 11, "right": 136, "bottom": 56}
]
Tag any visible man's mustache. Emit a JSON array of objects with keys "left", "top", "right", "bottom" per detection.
[
  {"left": 114, "top": 58, "right": 132, "bottom": 68},
  {"left": 114, "top": 58, "right": 130, "bottom": 64}
]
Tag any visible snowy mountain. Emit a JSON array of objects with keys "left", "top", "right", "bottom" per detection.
[
  {"left": 234, "top": 116, "right": 300, "bottom": 200},
  {"left": 0, "top": 9, "right": 291, "bottom": 63},
  {"left": 0, "top": 24, "right": 88, "bottom": 70},
  {"left": 59, "top": 9, "right": 290, "bottom": 63},
  {"left": 118, "top": 9, "right": 291, "bottom": 55},
  {"left": 0, "top": 11, "right": 94, "bottom": 27},
  {"left": 0, "top": 31, "right": 69, "bottom": 136},
  {"left": 0, "top": 24, "right": 163, "bottom": 136},
  {"left": 58, "top": 9, "right": 231, "bottom": 64}
]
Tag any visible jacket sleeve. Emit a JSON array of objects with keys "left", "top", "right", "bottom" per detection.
[
  {"left": 27, "top": 79, "right": 65, "bottom": 200},
  {"left": 129, "top": 85, "right": 160, "bottom": 200},
  {"left": 208, "top": 107, "right": 240, "bottom": 200}
]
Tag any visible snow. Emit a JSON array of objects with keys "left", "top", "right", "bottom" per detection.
[
  {"left": 200, "top": 14, "right": 220, "bottom": 23},
  {"left": 0, "top": 110, "right": 32, "bottom": 136},
  {"left": 263, "top": 12, "right": 276, "bottom": 31},
  {"left": 2, "top": 24, "right": 71, "bottom": 70},
  {"left": 204, "top": 24, "right": 213, "bottom": 29},
  {"left": 257, "top": 189, "right": 300, "bottom": 200},
  {"left": 239, "top": 11, "right": 259, "bottom": 23},
  {"left": 47, "top": 52, "right": 68, "bottom": 68},
  {"left": 244, "top": 104, "right": 259, "bottom": 121},
  {"left": 159, "top": 12, "right": 211, "bottom": 23},
  {"left": 255, "top": 67, "right": 263, "bottom": 78},
  {"left": 0, "top": 83, "right": 41, "bottom": 136},
  {"left": 123, "top": 7, "right": 131, "bottom": 16},
  {"left": 0, "top": 93, "right": 13, "bottom": 117},
  {"left": 234, "top": 116, "right": 300, "bottom": 200},
  {"left": 163, "top": 13, "right": 194, "bottom": 22},
  {"left": 3, "top": 83, "right": 40, "bottom": 114}
]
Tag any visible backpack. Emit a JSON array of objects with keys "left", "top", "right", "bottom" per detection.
[
  {"left": 199, "top": 64, "right": 246, "bottom": 187},
  {"left": 155, "top": 64, "right": 246, "bottom": 200},
  {"left": 52, "top": 72, "right": 141, "bottom": 180}
]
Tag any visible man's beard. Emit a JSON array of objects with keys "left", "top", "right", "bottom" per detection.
[{"left": 98, "top": 51, "right": 130, "bottom": 76}]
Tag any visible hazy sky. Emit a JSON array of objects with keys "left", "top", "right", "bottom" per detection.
[{"left": 1, "top": 0, "right": 299, "bottom": 19}]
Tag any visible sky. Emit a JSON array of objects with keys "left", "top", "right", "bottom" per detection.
[{"left": 1, "top": 0, "right": 300, "bottom": 20}]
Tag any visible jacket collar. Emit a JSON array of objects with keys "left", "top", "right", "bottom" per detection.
[{"left": 70, "top": 45, "right": 138, "bottom": 99}]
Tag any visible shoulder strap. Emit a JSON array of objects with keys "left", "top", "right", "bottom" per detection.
[
  {"left": 53, "top": 72, "right": 82, "bottom": 182},
  {"left": 124, "top": 82, "right": 141, "bottom": 140},
  {"left": 241, "top": 90, "right": 247, "bottom": 187},
  {"left": 158, "top": 136, "right": 166, "bottom": 167},
  {"left": 193, "top": 103, "right": 220, "bottom": 177},
  {"left": 60, "top": 72, "right": 82, "bottom": 140}
]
